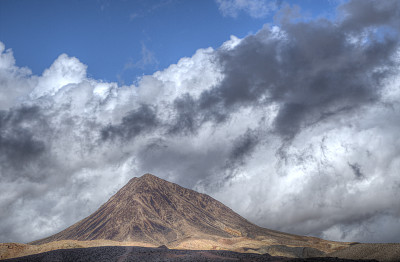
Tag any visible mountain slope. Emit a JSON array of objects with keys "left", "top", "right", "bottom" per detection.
[{"left": 30, "top": 174, "right": 348, "bottom": 253}]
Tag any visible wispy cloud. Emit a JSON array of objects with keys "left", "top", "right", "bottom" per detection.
[
  {"left": 117, "top": 43, "right": 159, "bottom": 84},
  {"left": 127, "top": 0, "right": 178, "bottom": 21},
  {"left": 215, "top": 0, "right": 279, "bottom": 18},
  {"left": 129, "top": 13, "right": 139, "bottom": 21}
]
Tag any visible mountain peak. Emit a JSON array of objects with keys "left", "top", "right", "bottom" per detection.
[
  {"left": 30, "top": 173, "right": 306, "bottom": 247},
  {"left": 140, "top": 173, "right": 158, "bottom": 180},
  {"left": 138, "top": 173, "right": 167, "bottom": 185},
  {"left": 123, "top": 173, "right": 170, "bottom": 193}
]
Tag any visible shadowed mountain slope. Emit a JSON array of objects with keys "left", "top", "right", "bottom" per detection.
[{"left": 30, "top": 174, "right": 347, "bottom": 253}]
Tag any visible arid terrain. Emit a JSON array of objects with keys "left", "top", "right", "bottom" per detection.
[
  {"left": 0, "top": 245, "right": 381, "bottom": 262},
  {"left": 1, "top": 174, "right": 399, "bottom": 261}
]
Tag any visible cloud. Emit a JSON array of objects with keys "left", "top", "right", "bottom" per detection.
[
  {"left": 138, "top": 43, "right": 159, "bottom": 69},
  {"left": 228, "top": 128, "right": 259, "bottom": 167},
  {"left": 212, "top": 18, "right": 398, "bottom": 138},
  {"left": 0, "top": 106, "right": 47, "bottom": 178},
  {"left": 129, "top": 13, "right": 139, "bottom": 21},
  {"left": 30, "top": 54, "right": 87, "bottom": 99},
  {"left": 338, "top": 0, "right": 400, "bottom": 32},
  {"left": 0, "top": 43, "right": 36, "bottom": 110},
  {"left": 1, "top": 0, "right": 400, "bottom": 245},
  {"left": 167, "top": 94, "right": 200, "bottom": 135},
  {"left": 348, "top": 162, "right": 364, "bottom": 179},
  {"left": 101, "top": 104, "right": 159, "bottom": 141},
  {"left": 216, "top": 0, "right": 279, "bottom": 18},
  {"left": 118, "top": 43, "right": 158, "bottom": 84}
]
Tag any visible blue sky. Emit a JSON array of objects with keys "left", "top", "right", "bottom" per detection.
[{"left": 0, "top": 0, "right": 337, "bottom": 84}]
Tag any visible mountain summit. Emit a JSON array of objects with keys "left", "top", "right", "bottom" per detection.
[
  {"left": 30, "top": 174, "right": 345, "bottom": 253},
  {"left": 32, "top": 174, "right": 265, "bottom": 245}
]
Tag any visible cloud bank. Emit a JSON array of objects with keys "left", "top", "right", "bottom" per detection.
[{"left": 1, "top": 0, "right": 400, "bottom": 244}]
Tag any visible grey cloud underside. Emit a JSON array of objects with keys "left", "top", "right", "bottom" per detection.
[
  {"left": 339, "top": 0, "right": 400, "bottom": 32},
  {"left": 168, "top": 94, "right": 200, "bottom": 135},
  {"left": 1, "top": 0, "right": 400, "bottom": 244},
  {"left": 101, "top": 104, "right": 159, "bottom": 141},
  {"left": 229, "top": 129, "right": 259, "bottom": 166},
  {"left": 0, "top": 106, "right": 48, "bottom": 180},
  {"left": 210, "top": 18, "right": 397, "bottom": 139},
  {"left": 348, "top": 162, "right": 364, "bottom": 179}
]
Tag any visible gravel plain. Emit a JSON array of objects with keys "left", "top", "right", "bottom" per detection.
[{"left": 1, "top": 246, "right": 379, "bottom": 262}]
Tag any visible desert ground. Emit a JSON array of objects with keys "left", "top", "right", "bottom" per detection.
[{"left": 0, "top": 245, "right": 383, "bottom": 262}]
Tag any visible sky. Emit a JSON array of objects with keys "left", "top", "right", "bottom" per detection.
[
  {"left": 0, "top": 0, "right": 335, "bottom": 84},
  {"left": 0, "top": 0, "right": 400, "bottom": 244}
]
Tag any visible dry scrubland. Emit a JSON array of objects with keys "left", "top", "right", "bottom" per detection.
[
  {"left": 2, "top": 238, "right": 400, "bottom": 261},
  {"left": 0, "top": 240, "right": 155, "bottom": 260},
  {"left": 0, "top": 245, "right": 384, "bottom": 262},
  {"left": 0, "top": 238, "right": 333, "bottom": 260}
]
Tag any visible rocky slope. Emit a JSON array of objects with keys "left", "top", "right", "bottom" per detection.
[
  {"left": 30, "top": 174, "right": 345, "bottom": 253},
  {"left": 10, "top": 174, "right": 355, "bottom": 260},
  {"left": 327, "top": 243, "right": 400, "bottom": 261}
]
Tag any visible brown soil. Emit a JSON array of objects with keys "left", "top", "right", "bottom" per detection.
[
  {"left": 0, "top": 245, "right": 377, "bottom": 262},
  {"left": 327, "top": 243, "right": 400, "bottom": 262},
  {"left": 0, "top": 240, "right": 154, "bottom": 260}
]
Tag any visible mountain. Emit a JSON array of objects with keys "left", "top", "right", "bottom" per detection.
[{"left": 30, "top": 174, "right": 348, "bottom": 254}]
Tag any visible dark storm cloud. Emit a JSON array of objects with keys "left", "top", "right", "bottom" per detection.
[
  {"left": 229, "top": 128, "right": 259, "bottom": 165},
  {"left": 168, "top": 94, "right": 200, "bottom": 135},
  {"left": 339, "top": 0, "right": 400, "bottom": 32},
  {"left": 0, "top": 106, "right": 47, "bottom": 179},
  {"left": 101, "top": 104, "right": 159, "bottom": 141},
  {"left": 198, "top": 31, "right": 280, "bottom": 115},
  {"left": 185, "top": 0, "right": 400, "bottom": 139},
  {"left": 168, "top": 92, "right": 228, "bottom": 136},
  {"left": 218, "top": 128, "right": 261, "bottom": 182},
  {"left": 348, "top": 162, "right": 364, "bottom": 179}
]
